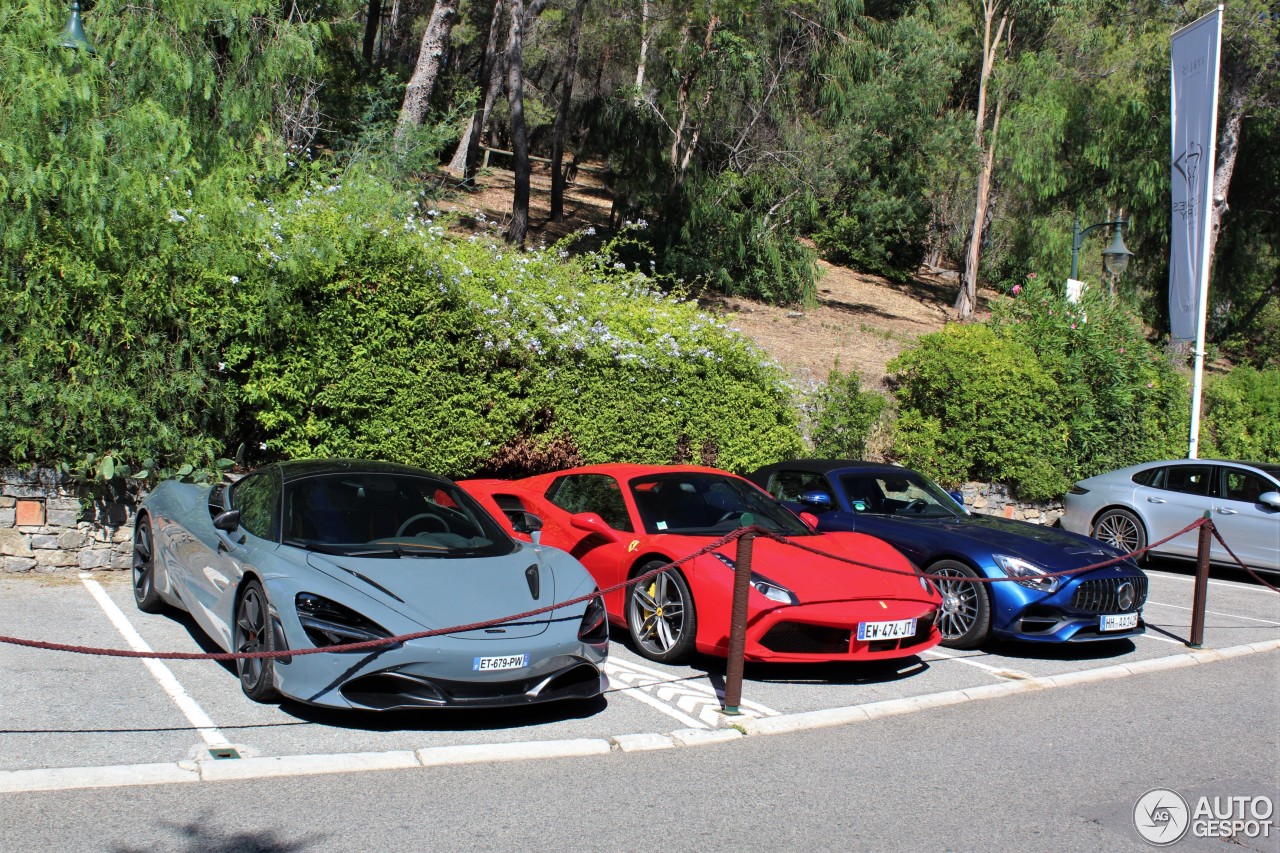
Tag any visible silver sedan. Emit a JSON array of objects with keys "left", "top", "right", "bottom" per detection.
[{"left": 1062, "top": 459, "right": 1280, "bottom": 572}]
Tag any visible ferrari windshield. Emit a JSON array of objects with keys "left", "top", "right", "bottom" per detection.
[
  {"left": 839, "top": 470, "right": 965, "bottom": 519},
  {"left": 630, "top": 472, "right": 811, "bottom": 536},
  {"left": 282, "top": 473, "right": 514, "bottom": 558}
]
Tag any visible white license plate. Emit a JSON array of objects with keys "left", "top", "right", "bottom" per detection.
[
  {"left": 472, "top": 653, "right": 529, "bottom": 672},
  {"left": 857, "top": 618, "right": 917, "bottom": 642},
  {"left": 1099, "top": 612, "right": 1139, "bottom": 632}
]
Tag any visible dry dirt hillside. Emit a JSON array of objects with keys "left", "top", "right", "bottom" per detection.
[{"left": 443, "top": 163, "right": 995, "bottom": 391}]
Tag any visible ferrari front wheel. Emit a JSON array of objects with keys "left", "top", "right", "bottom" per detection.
[
  {"left": 627, "top": 562, "right": 697, "bottom": 664},
  {"left": 234, "top": 580, "right": 282, "bottom": 703}
]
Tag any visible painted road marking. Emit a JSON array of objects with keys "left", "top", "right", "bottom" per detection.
[
  {"left": 79, "top": 574, "right": 232, "bottom": 750},
  {"left": 1137, "top": 632, "right": 1187, "bottom": 645},
  {"left": 923, "top": 648, "right": 1031, "bottom": 680},
  {"left": 1147, "top": 570, "right": 1280, "bottom": 595},
  {"left": 604, "top": 658, "right": 778, "bottom": 728},
  {"left": 1144, "top": 600, "right": 1280, "bottom": 626}
]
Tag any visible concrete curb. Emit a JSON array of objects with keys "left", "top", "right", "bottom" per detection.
[{"left": 3, "top": 640, "right": 1276, "bottom": 793}]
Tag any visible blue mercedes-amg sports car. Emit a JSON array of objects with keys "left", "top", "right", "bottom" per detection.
[
  {"left": 132, "top": 459, "right": 609, "bottom": 710},
  {"left": 748, "top": 460, "right": 1149, "bottom": 648}
]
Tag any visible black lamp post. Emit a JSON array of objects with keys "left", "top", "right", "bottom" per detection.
[
  {"left": 1070, "top": 216, "right": 1133, "bottom": 280},
  {"left": 58, "top": 1, "right": 95, "bottom": 53}
]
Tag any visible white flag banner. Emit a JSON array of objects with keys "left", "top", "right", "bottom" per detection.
[{"left": 1169, "top": 8, "right": 1223, "bottom": 342}]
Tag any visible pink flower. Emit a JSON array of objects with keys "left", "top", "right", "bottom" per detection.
[
  {"left": 1071, "top": 323, "right": 1077, "bottom": 329},
  {"left": 1118, "top": 347, "right": 1124, "bottom": 354},
  {"left": 1012, "top": 284, "right": 1022, "bottom": 295},
  {"left": 1027, "top": 273, "right": 1037, "bottom": 279},
  {"left": 1147, "top": 382, "right": 1154, "bottom": 388}
]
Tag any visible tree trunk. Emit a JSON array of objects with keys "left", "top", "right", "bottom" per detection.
[
  {"left": 395, "top": 0, "right": 459, "bottom": 142},
  {"left": 634, "top": 0, "right": 650, "bottom": 92},
  {"left": 550, "top": 0, "right": 588, "bottom": 221},
  {"left": 362, "top": 0, "right": 383, "bottom": 66},
  {"left": 955, "top": 1, "right": 1008, "bottom": 319},
  {"left": 446, "top": 0, "right": 506, "bottom": 178},
  {"left": 505, "top": 0, "right": 548, "bottom": 245},
  {"left": 668, "top": 14, "right": 718, "bottom": 199}
]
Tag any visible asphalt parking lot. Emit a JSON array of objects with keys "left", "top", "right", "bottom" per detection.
[{"left": 2, "top": 563, "right": 1277, "bottom": 791}]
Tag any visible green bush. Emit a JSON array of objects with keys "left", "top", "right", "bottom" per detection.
[
  {"left": 1201, "top": 367, "right": 1280, "bottom": 462},
  {"left": 988, "top": 276, "right": 1189, "bottom": 478},
  {"left": 807, "top": 370, "right": 888, "bottom": 459},
  {"left": 237, "top": 181, "right": 803, "bottom": 476},
  {"left": 888, "top": 324, "right": 1070, "bottom": 499}
]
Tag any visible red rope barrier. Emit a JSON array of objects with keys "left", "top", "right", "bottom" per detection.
[
  {"left": 1208, "top": 526, "right": 1280, "bottom": 592},
  {"left": 2, "top": 514, "right": 1268, "bottom": 662}
]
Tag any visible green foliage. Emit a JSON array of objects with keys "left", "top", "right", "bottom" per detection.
[
  {"left": 808, "top": 370, "right": 888, "bottom": 459},
  {"left": 235, "top": 182, "right": 803, "bottom": 475},
  {"left": 989, "top": 276, "right": 1189, "bottom": 478},
  {"left": 1201, "top": 368, "right": 1280, "bottom": 463},
  {"left": 888, "top": 324, "right": 1069, "bottom": 499}
]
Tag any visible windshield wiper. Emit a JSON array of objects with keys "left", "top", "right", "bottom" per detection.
[{"left": 283, "top": 539, "right": 403, "bottom": 558}]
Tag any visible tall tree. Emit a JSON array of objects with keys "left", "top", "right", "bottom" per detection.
[
  {"left": 395, "top": 0, "right": 460, "bottom": 141},
  {"left": 550, "top": 0, "right": 589, "bottom": 221},
  {"left": 446, "top": 0, "right": 507, "bottom": 178},
  {"left": 955, "top": 0, "right": 1009, "bottom": 319},
  {"left": 505, "top": 0, "right": 549, "bottom": 245}
]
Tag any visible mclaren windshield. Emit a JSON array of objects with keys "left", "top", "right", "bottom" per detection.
[
  {"left": 630, "top": 472, "right": 812, "bottom": 536},
  {"left": 281, "top": 473, "right": 515, "bottom": 558}
]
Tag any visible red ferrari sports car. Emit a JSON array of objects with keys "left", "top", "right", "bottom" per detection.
[{"left": 460, "top": 464, "right": 941, "bottom": 664}]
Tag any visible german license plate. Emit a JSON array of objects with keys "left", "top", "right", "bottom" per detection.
[
  {"left": 472, "top": 653, "right": 529, "bottom": 671},
  {"left": 857, "top": 618, "right": 917, "bottom": 642},
  {"left": 1099, "top": 612, "right": 1139, "bottom": 632}
]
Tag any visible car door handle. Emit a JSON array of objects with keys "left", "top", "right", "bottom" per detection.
[
  {"left": 1216, "top": 508, "right": 1238, "bottom": 515},
  {"left": 1146, "top": 497, "right": 1167, "bottom": 504}
]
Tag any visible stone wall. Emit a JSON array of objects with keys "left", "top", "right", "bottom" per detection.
[
  {"left": 1, "top": 467, "right": 138, "bottom": 574},
  {"left": 957, "top": 481, "right": 1064, "bottom": 527}
]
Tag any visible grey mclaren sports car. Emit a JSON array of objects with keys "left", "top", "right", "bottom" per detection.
[{"left": 131, "top": 459, "right": 609, "bottom": 710}]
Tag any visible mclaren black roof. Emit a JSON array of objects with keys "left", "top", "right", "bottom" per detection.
[{"left": 274, "top": 458, "right": 451, "bottom": 485}]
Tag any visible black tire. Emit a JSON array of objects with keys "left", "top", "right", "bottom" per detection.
[
  {"left": 131, "top": 516, "right": 166, "bottom": 614},
  {"left": 930, "top": 560, "right": 991, "bottom": 650},
  {"left": 627, "top": 562, "right": 698, "bottom": 664},
  {"left": 1092, "top": 508, "right": 1148, "bottom": 561},
  {"left": 233, "top": 580, "right": 282, "bottom": 703}
]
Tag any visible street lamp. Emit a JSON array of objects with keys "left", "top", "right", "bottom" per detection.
[
  {"left": 58, "top": 1, "right": 95, "bottom": 54},
  {"left": 1070, "top": 216, "right": 1132, "bottom": 280}
]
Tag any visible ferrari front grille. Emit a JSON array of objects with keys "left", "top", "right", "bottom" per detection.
[
  {"left": 1071, "top": 576, "right": 1148, "bottom": 613},
  {"left": 759, "top": 622, "right": 851, "bottom": 654}
]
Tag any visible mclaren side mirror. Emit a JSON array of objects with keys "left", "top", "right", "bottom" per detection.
[
  {"left": 1258, "top": 491, "right": 1280, "bottom": 511},
  {"left": 570, "top": 512, "right": 622, "bottom": 542},
  {"left": 212, "top": 509, "right": 241, "bottom": 532},
  {"left": 508, "top": 511, "right": 543, "bottom": 534},
  {"left": 798, "top": 490, "right": 834, "bottom": 511}
]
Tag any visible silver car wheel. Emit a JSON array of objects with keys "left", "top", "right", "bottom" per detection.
[
  {"left": 1093, "top": 508, "right": 1147, "bottom": 557},
  {"left": 234, "top": 581, "right": 281, "bottom": 703},
  {"left": 930, "top": 560, "right": 991, "bottom": 649},
  {"left": 131, "top": 516, "right": 165, "bottom": 614}
]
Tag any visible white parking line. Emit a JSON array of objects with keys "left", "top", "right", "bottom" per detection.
[
  {"left": 79, "top": 574, "right": 232, "bottom": 750},
  {"left": 923, "top": 648, "right": 1030, "bottom": 679},
  {"left": 1137, "top": 632, "right": 1187, "bottom": 645},
  {"left": 603, "top": 658, "right": 779, "bottom": 728},
  {"left": 1147, "top": 570, "right": 1280, "bottom": 596},
  {"left": 1144, "top": 600, "right": 1280, "bottom": 626}
]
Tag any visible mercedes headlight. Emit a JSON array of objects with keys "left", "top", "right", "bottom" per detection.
[{"left": 994, "top": 555, "right": 1058, "bottom": 593}]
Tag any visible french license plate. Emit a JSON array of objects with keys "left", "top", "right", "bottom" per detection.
[
  {"left": 472, "top": 653, "right": 529, "bottom": 672},
  {"left": 1099, "top": 612, "right": 1139, "bottom": 632},
  {"left": 857, "top": 618, "right": 917, "bottom": 642}
]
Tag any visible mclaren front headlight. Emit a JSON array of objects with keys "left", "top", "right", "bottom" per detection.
[
  {"left": 295, "top": 592, "right": 396, "bottom": 648},
  {"left": 994, "top": 555, "right": 1059, "bottom": 593},
  {"left": 578, "top": 591, "right": 609, "bottom": 643}
]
